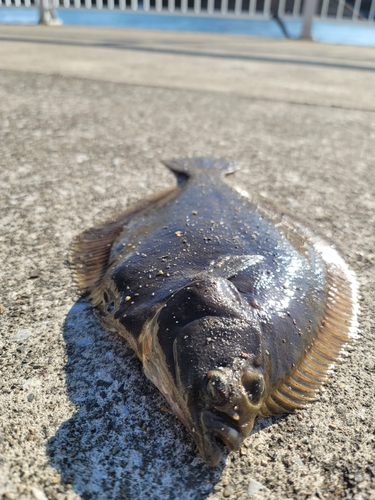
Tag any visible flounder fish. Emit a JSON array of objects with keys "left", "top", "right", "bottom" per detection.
[{"left": 71, "top": 158, "right": 358, "bottom": 466}]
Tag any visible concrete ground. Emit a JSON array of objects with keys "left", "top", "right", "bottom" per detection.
[{"left": 0, "top": 24, "right": 374, "bottom": 500}]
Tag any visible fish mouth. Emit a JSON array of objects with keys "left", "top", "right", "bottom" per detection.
[{"left": 193, "top": 410, "right": 245, "bottom": 467}]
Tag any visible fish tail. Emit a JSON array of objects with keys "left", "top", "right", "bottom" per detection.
[{"left": 162, "top": 157, "right": 241, "bottom": 180}]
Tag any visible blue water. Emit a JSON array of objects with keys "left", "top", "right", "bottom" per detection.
[{"left": 1, "top": 7, "right": 375, "bottom": 47}]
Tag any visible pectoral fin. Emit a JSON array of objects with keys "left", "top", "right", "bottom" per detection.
[{"left": 212, "top": 254, "right": 264, "bottom": 279}]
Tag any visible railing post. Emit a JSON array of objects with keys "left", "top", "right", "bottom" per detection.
[
  {"left": 38, "top": 0, "right": 62, "bottom": 25},
  {"left": 299, "top": 0, "right": 318, "bottom": 39}
]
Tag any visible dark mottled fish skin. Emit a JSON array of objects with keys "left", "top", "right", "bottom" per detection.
[{"left": 71, "top": 158, "right": 358, "bottom": 466}]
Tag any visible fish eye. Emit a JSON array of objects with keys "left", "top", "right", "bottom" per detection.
[
  {"left": 205, "top": 371, "right": 230, "bottom": 405},
  {"left": 241, "top": 371, "right": 265, "bottom": 404}
]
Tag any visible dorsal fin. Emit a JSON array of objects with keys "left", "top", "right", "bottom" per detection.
[
  {"left": 70, "top": 187, "right": 178, "bottom": 304},
  {"left": 71, "top": 217, "right": 127, "bottom": 301},
  {"left": 259, "top": 227, "right": 359, "bottom": 417},
  {"left": 162, "top": 157, "right": 241, "bottom": 180}
]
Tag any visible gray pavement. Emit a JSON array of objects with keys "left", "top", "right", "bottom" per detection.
[{"left": 0, "top": 24, "right": 374, "bottom": 500}]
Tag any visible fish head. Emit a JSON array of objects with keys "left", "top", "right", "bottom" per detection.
[
  {"left": 156, "top": 277, "right": 267, "bottom": 466},
  {"left": 198, "top": 365, "right": 266, "bottom": 465},
  {"left": 176, "top": 317, "right": 266, "bottom": 466}
]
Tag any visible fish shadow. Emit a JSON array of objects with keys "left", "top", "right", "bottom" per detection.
[{"left": 47, "top": 299, "right": 226, "bottom": 500}]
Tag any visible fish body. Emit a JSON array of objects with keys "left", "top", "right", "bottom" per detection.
[{"left": 72, "top": 158, "right": 358, "bottom": 466}]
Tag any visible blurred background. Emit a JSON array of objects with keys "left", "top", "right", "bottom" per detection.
[{"left": 1, "top": 0, "right": 374, "bottom": 46}]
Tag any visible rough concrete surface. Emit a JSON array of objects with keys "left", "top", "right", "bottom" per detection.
[{"left": 0, "top": 25, "right": 374, "bottom": 500}]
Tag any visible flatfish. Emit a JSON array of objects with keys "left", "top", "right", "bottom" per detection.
[{"left": 71, "top": 158, "right": 358, "bottom": 466}]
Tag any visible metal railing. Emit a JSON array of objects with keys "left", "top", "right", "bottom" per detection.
[{"left": 1, "top": 0, "right": 375, "bottom": 37}]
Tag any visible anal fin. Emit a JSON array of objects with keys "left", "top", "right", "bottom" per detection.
[{"left": 260, "top": 232, "right": 359, "bottom": 417}]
